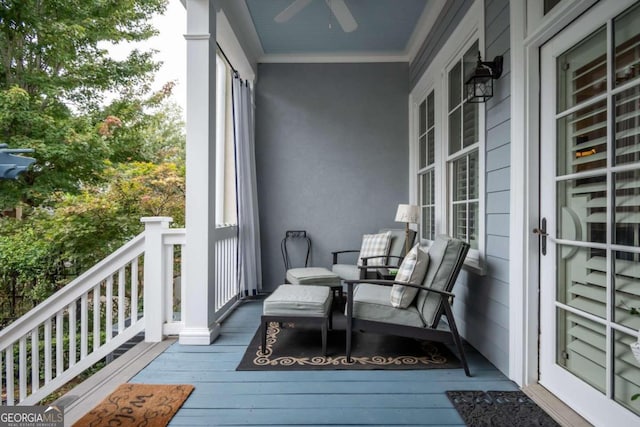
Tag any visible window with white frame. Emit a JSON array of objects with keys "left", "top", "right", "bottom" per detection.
[
  {"left": 447, "top": 40, "right": 480, "bottom": 250},
  {"left": 418, "top": 91, "right": 436, "bottom": 241},
  {"left": 415, "top": 37, "right": 483, "bottom": 260}
]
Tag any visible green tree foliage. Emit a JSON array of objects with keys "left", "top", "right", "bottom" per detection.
[
  {"left": 0, "top": 160, "right": 185, "bottom": 323},
  {"left": 0, "top": 0, "right": 188, "bottom": 323},
  {"left": 0, "top": 0, "right": 167, "bottom": 207}
]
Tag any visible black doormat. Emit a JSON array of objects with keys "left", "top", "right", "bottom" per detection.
[
  {"left": 237, "top": 320, "right": 461, "bottom": 371},
  {"left": 446, "top": 391, "right": 560, "bottom": 427}
]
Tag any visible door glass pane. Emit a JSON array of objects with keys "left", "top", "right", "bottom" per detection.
[
  {"left": 614, "top": 3, "right": 640, "bottom": 87},
  {"left": 614, "top": 170, "right": 640, "bottom": 246},
  {"left": 449, "top": 62, "right": 461, "bottom": 111},
  {"left": 557, "top": 177, "right": 607, "bottom": 244},
  {"left": 556, "top": 244, "right": 607, "bottom": 318},
  {"left": 614, "top": 250, "right": 640, "bottom": 330},
  {"left": 557, "top": 307, "right": 606, "bottom": 393},
  {"left": 613, "top": 330, "right": 640, "bottom": 416},
  {"left": 449, "top": 106, "right": 461, "bottom": 154},
  {"left": 614, "top": 85, "right": 640, "bottom": 166},
  {"left": 556, "top": 99, "right": 607, "bottom": 176},
  {"left": 557, "top": 26, "right": 607, "bottom": 112}
]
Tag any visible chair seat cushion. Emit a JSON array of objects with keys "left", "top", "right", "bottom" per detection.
[
  {"left": 347, "top": 283, "right": 425, "bottom": 328},
  {"left": 286, "top": 267, "right": 341, "bottom": 286},
  {"left": 331, "top": 264, "right": 360, "bottom": 281},
  {"left": 264, "top": 285, "right": 331, "bottom": 317}
]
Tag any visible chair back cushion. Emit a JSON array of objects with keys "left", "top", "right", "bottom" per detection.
[
  {"left": 380, "top": 228, "right": 413, "bottom": 258},
  {"left": 390, "top": 245, "right": 429, "bottom": 308},
  {"left": 357, "top": 231, "right": 392, "bottom": 266},
  {"left": 416, "top": 236, "right": 469, "bottom": 327}
]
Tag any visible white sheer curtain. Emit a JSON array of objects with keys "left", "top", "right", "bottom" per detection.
[{"left": 232, "top": 76, "right": 261, "bottom": 296}]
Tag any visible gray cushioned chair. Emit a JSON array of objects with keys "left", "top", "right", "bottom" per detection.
[
  {"left": 331, "top": 228, "right": 416, "bottom": 281},
  {"left": 344, "top": 235, "right": 471, "bottom": 376}
]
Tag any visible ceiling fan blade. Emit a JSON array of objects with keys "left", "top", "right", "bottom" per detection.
[
  {"left": 274, "top": 0, "right": 313, "bottom": 23},
  {"left": 325, "top": 0, "right": 357, "bottom": 32}
]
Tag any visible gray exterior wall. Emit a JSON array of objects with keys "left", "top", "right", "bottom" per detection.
[
  {"left": 409, "top": 0, "right": 512, "bottom": 374},
  {"left": 255, "top": 63, "right": 409, "bottom": 292}
]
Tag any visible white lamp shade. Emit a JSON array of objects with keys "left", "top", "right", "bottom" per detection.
[{"left": 395, "top": 204, "right": 420, "bottom": 224}]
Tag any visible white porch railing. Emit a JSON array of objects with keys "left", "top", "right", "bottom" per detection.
[{"left": 0, "top": 217, "right": 239, "bottom": 405}]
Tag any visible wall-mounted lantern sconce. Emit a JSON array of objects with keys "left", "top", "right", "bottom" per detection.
[{"left": 465, "top": 53, "right": 503, "bottom": 103}]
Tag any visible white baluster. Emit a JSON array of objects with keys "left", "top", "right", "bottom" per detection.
[
  {"left": 44, "top": 319, "right": 52, "bottom": 384},
  {"left": 6, "top": 346, "right": 14, "bottom": 405},
  {"left": 56, "top": 312, "right": 63, "bottom": 376},
  {"left": 118, "top": 267, "right": 125, "bottom": 333},
  {"left": 31, "top": 329, "right": 39, "bottom": 393},
  {"left": 69, "top": 302, "right": 76, "bottom": 367},
  {"left": 181, "top": 244, "right": 186, "bottom": 321},
  {"left": 19, "top": 337, "right": 26, "bottom": 402},
  {"left": 106, "top": 276, "right": 113, "bottom": 342},
  {"left": 131, "top": 258, "right": 139, "bottom": 324},
  {"left": 165, "top": 245, "right": 174, "bottom": 323},
  {"left": 93, "top": 284, "right": 100, "bottom": 351},
  {"left": 80, "top": 293, "right": 88, "bottom": 359}
]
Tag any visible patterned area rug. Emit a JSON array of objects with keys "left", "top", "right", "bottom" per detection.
[
  {"left": 446, "top": 390, "right": 560, "bottom": 427},
  {"left": 73, "top": 383, "right": 193, "bottom": 427},
  {"left": 237, "top": 321, "right": 461, "bottom": 370}
]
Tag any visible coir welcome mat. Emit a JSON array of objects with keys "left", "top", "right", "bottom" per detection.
[
  {"left": 73, "top": 383, "right": 194, "bottom": 427},
  {"left": 237, "top": 321, "right": 461, "bottom": 370},
  {"left": 446, "top": 390, "right": 560, "bottom": 426}
]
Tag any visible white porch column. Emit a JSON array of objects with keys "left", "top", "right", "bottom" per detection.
[
  {"left": 180, "top": 0, "right": 220, "bottom": 345},
  {"left": 141, "top": 216, "right": 173, "bottom": 342}
]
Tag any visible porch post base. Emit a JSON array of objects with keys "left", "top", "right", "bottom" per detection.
[{"left": 178, "top": 323, "right": 221, "bottom": 345}]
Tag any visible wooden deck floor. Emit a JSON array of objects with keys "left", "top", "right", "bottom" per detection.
[{"left": 132, "top": 299, "right": 518, "bottom": 426}]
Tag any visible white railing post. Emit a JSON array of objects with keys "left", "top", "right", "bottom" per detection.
[{"left": 141, "top": 217, "right": 173, "bottom": 342}]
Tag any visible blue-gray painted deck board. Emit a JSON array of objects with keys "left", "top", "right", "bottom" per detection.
[{"left": 132, "top": 300, "right": 518, "bottom": 426}]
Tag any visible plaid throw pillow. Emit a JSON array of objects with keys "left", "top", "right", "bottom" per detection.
[
  {"left": 390, "top": 245, "right": 429, "bottom": 308},
  {"left": 357, "top": 231, "right": 392, "bottom": 267}
]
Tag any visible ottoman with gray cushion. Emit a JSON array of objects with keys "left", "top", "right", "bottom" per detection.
[
  {"left": 262, "top": 284, "right": 332, "bottom": 356},
  {"left": 285, "top": 267, "right": 343, "bottom": 298}
]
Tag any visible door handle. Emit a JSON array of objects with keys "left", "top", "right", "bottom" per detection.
[{"left": 533, "top": 218, "right": 548, "bottom": 255}]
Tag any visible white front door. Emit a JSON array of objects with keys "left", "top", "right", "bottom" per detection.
[{"left": 540, "top": 1, "right": 640, "bottom": 424}]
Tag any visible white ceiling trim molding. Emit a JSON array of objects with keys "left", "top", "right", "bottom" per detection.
[
  {"left": 405, "top": 0, "right": 447, "bottom": 62},
  {"left": 258, "top": 52, "right": 409, "bottom": 63}
]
